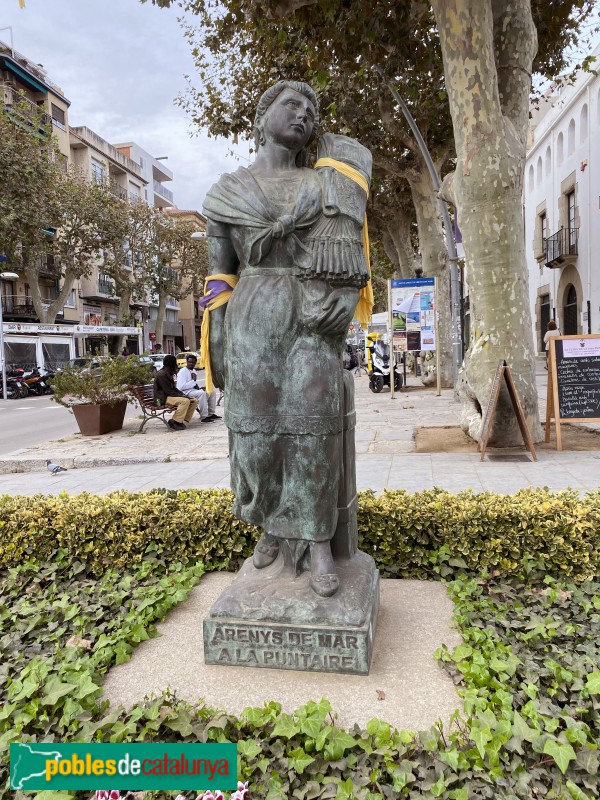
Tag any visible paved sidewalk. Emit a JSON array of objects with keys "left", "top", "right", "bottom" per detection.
[{"left": 0, "top": 362, "right": 599, "bottom": 495}]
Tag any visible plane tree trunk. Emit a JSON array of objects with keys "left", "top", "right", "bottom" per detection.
[
  {"left": 408, "top": 163, "right": 453, "bottom": 388},
  {"left": 431, "top": 0, "right": 542, "bottom": 444}
]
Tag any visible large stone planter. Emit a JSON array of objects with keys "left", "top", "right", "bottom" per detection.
[{"left": 72, "top": 400, "right": 128, "bottom": 436}]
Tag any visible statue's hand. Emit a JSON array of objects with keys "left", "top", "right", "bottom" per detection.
[
  {"left": 208, "top": 304, "right": 227, "bottom": 390},
  {"left": 314, "top": 289, "right": 358, "bottom": 336},
  {"left": 210, "top": 351, "right": 225, "bottom": 390}
]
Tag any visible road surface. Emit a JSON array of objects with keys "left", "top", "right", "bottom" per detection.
[{"left": 0, "top": 394, "right": 79, "bottom": 455}]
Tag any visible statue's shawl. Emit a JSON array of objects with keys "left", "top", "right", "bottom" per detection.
[{"left": 203, "top": 167, "right": 320, "bottom": 268}]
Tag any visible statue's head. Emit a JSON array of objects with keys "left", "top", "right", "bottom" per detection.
[{"left": 253, "top": 80, "right": 320, "bottom": 167}]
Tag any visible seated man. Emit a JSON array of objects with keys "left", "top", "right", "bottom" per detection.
[
  {"left": 176, "top": 354, "right": 220, "bottom": 423},
  {"left": 154, "top": 354, "right": 198, "bottom": 431}
]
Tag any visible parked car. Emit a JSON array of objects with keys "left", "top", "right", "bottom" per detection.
[
  {"left": 148, "top": 354, "right": 164, "bottom": 373},
  {"left": 137, "top": 355, "right": 154, "bottom": 370},
  {"left": 63, "top": 357, "right": 111, "bottom": 376}
]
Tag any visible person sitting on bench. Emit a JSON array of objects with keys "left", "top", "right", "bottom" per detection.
[
  {"left": 176, "top": 354, "right": 220, "bottom": 423},
  {"left": 154, "top": 354, "right": 198, "bottom": 431}
]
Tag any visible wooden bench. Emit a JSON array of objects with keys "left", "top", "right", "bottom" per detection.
[{"left": 130, "top": 384, "right": 178, "bottom": 432}]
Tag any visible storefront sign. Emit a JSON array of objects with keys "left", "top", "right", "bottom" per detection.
[{"left": 3, "top": 323, "right": 140, "bottom": 336}]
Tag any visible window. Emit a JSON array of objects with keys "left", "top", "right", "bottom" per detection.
[
  {"left": 50, "top": 103, "right": 66, "bottom": 130},
  {"left": 534, "top": 209, "right": 547, "bottom": 262},
  {"left": 91, "top": 158, "right": 106, "bottom": 185},
  {"left": 567, "top": 119, "right": 575, "bottom": 155},
  {"left": 545, "top": 146, "right": 551, "bottom": 175},
  {"left": 98, "top": 273, "right": 112, "bottom": 295},
  {"left": 139, "top": 157, "right": 145, "bottom": 169},
  {"left": 64, "top": 288, "right": 77, "bottom": 308},
  {"left": 528, "top": 165, "right": 534, "bottom": 192},
  {"left": 166, "top": 309, "right": 178, "bottom": 322},
  {"left": 580, "top": 104, "right": 588, "bottom": 143},
  {"left": 536, "top": 156, "right": 542, "bottom": 185},
  {"left": 567, "top": 191, "right": 576, "bottom": 249},
  {"left": 557, "top": 132, "right": 564, "bottom": 165},
  {"left": 541, "top": 212, "right": 547, "bottom": 244}
]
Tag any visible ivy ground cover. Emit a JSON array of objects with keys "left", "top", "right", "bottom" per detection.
[{"left": 0, "top": 494, "right": 599, "bottom": 799}]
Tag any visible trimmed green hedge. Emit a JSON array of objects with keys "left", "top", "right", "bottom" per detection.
[{"left": 1, "top": 487, "right": 599, "bottom": 580}]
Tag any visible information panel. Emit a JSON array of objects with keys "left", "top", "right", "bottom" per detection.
[{"left": 389, "top": 278, "right": 436, "bottom": 353}]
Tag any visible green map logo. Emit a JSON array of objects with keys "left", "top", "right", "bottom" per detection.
[{"left": 10, "top": 743, "right": 237, "bottom": 790}]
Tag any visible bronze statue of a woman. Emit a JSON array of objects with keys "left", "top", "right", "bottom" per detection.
[{"left": 203, "top": 81, "right": 370, "bottom": 599}]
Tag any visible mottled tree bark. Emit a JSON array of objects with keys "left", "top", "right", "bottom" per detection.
[
  {"left": 382, "top": 215, "right": 413, "bottom": 279},
  {"left": 408, "top": 164, "right": 453, "bottom": 387},
  {"left": 154, "top": 292, "right": 168, "bottom": 351},
  {"left": 24, "top": 262, "right": 78, "bottom": 325},
  {"left": 431, "top": 0, "right": 542, "bottom": 444}
]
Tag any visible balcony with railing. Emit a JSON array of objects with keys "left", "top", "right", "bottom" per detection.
[
  {"left": 153, "top": 180, "right": 174, "bottom": 206},
  {"left": 544, "top": 227, "right": 579, "bottom": 269},
  {"left": 70, "top": 126, "right": 143, "bottom": 178},
  {"left": 2, "top": 294, "right": 63, "bottom": 319},
  {"left": 98, "top": 276, "right": 114, "bottom": 296},
  {"left": 1, "top": 83, "right": 51, "bottom": 136},
  {"left": 38, "top": 253, "right": 61, "bottom": 277},
  {"left": 109, "top": 180, "right": 127, "bottom": 201}
]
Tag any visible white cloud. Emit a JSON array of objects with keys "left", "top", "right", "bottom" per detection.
[{"left": 1, "top": 0, "right": 250, "bottom": 209}]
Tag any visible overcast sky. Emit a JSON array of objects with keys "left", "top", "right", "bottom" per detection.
[
  {"left": 2, "top": 0, "right": 599, "bottom": 213},
  {"left": 0, "top": 0, "right": 250, "bottom": 211}
]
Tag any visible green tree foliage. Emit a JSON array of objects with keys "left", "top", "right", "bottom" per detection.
[
  {"left": 99, "top": 197, "right": 157, "bottom": 333},
  {"left": 149, "top": 214, "right": 209, "bottom": 345},
  {"left": 0, "top": 96, "right": 58, "bottom": 268},
  {"left": 26, "top": 170, "right": 125, "bottom": 324}
]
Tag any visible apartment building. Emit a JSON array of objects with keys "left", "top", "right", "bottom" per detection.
[
  {"left": 114, "top": 142, "right": 175, "bottom": 210},
  {"left": 114, "top": 142, "right": 183, "bottom": 353},
  {"left": 70, "top": 126, "right": 148, "bottom": 354},
  {"left": 0, "top": 41, "right": 207, "bottom": 367},
  {"left": 525, "top": 45, "right": 600, "bottom": 352},
  {"left": 0, "top": 40, "right": 74, "bottom": 345}
]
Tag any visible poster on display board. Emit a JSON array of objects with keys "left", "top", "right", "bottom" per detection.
[{"left": 389, "top": 278, "right": 436, "bottom": 352}]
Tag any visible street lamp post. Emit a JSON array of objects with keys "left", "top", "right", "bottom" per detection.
[{"left": 0, "top": 272, "right": 20, "bottom": 401}]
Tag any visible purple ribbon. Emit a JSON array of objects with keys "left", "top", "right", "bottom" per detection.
[{"left": 199, "top": 279, "right": 233, "bottom": 309}]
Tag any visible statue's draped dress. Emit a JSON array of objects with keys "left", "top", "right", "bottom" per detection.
[{"left": 204, "top": 166, "right": 345, "bottom": 543}]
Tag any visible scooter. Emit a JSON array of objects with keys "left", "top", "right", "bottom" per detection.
[
  {"left": 368, "top": 339, "right": 403, "bottom": 393},
  {"left": 21, "top": 366, "right": 54, "bottom": 396},
  {"left": 1, "top": 376, "right": 28, "bottom": 399}
]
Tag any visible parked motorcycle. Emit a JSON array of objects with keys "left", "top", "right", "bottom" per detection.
[
  {"left": 21, "top": 366, "right": 54, "bottom": 396},
  {"left": 1, "top": 376, "right": 28, "bottom": 399},
  {"left": 368, "top": 339, "right": 403, "bottom": 393}
]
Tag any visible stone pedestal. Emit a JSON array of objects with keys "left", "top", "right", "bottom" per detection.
[{"left": 203, "top": 551, "right": 379, "bottom": 675}]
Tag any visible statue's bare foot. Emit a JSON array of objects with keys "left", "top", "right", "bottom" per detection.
[
  {"left": 309, "top": 541, "right": 339, "bottom": 597},
  {"left": 253, "top": 533, "right": 279, "bottom": 569}
]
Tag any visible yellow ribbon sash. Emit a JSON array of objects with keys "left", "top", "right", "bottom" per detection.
[
  {"left": 199, "top": 273, "right": 238, "bottom": 393},
  {"left": 313, "top": 157, "right": 374, "bottom": 329}
]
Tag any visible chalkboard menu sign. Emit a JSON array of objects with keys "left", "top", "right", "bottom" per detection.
[{"left": 546, "top": 335, "right": 600, "bottom": 450}]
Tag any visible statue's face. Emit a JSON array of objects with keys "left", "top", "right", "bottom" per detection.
[{"left": 262, "top": 88, "right": 316, "bottom": 152}]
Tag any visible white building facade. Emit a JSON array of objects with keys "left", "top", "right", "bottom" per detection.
[{"left": 525, "top": 47, "right": 600, "bottom": 353}]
